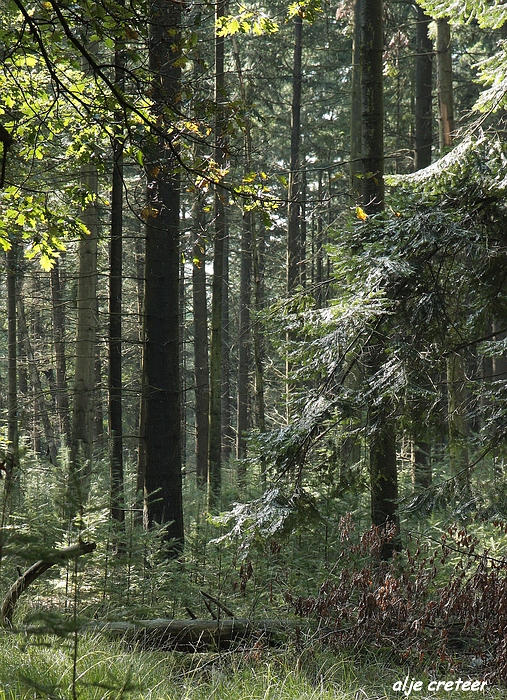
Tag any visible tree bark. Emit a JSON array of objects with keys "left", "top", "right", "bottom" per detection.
[
  {"left": 350, "top": 0, "right": 362, "bottom": 196},
  {"left": 68, "top": 163, "right": 99, "bottom": 513},
  {"left": 208, "top": 0, "right": 227, "bottom": 510},
  {"left": 142, "top": 0, "right": 184, "bottom": 550},
  {"left": 361, "top": 0, "right": 384, "bottom": 213},
  {"left": 6, "top": 241, "right": 18, "bottom": 497},
  {"left": 237, "top": 210, "right": 251, "bottom": 472},
  {"left": 221, "top": 226, "right": 233, "bottom": 463},
  {"left": 109, "top": 93, "right": 125, "bottom": 523},
  {"left": 415, "top": 5, "right": 433, "bottom": 170},
  {"left": 287, "top": 16, "right": 303, "bottom": 293},
  {"left": 361, "top": 0, "right": 399, "bottom": 559},
  {"left": 447, "top": 352, "right": 470, "bottom": 494},
  {"left": 436, "top": 18, "right": 455, "bottom": 150},
  {"left": 192, "top": 196, "right": 209, "bottom": 488},
  {"left": 17, "top": 296, "right": 57, "bottom": 466},
  {"left": 50, "top": 258, "right": 72, "bottom": 444},
  {"left": 90, "top": 617, "right": 310, "bottom": 650}
]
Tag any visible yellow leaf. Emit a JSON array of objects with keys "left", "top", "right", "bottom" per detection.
[
  {"left": 356, "top": 206, "right": 368, "bottom": 221},
  {"left": 141, "top": 204, "right": 159, "bottom": 221}
]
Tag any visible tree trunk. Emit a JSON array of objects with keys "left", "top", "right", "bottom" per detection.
[
  {"left": 17, "top": 296, "right": 57, "bottom": 466},
  {"left": 415, "top": 5, "right": 433, "bottom": 170},
  {"left": 361, "top": 0, "right": 384, "bottom": 214},
  {"left": 350, "top": 0, "right": 362, "bottom": 196},
  {"left": 286, "top": 16, "right": 303, "bottom": 421},
  {"left": 50, "top": 258, "right": 72, "bottom": 445},
  {"left": 90, "top": 617, "right": 311, "bottom": 651},
  {"left": 135, "top": 233, "right": 146, "bottom": 518},
  {"left": 68, "top": 161, "right": 99, "bottom": 515},
  {"left": 447, "top": 352, "right": 470, "bottom": 494},
  {"left": 231, "top": 36, "right": 252, "bottom": 482},
  {"left": 208, "top": 0, "right": 227, "bottom": 510},
  {"left": 287, "top": 16, "right": 303, "bottom": 293},
  {"left": 1, "top": 540, "right": 96, "bottom": 627},
  {"left": 142, "top": 0, "right": 184, "bottom": 550},
  {"left": 237, "top": 210, "right": 251, "bottom": 475},
  {"left": 252, "top": 221, "right": 266, "bottom": 487},
  {"left": 221, "top": 226, "right": 233, "bottom": 463},
  {"left": 109, "top": 52, "right": 125, "bottom": 522},
  {"left": 6, "top": 241, "right": 18, "bottom": 497},
  {"left": 192, "top": 195, "right": 209, "bottom": 488},
  {"left": 436, "top": 18, "right": 455, "bottom": 150},
  {"left": 361, "top": 0, "right": 399, "bottom": 559}
]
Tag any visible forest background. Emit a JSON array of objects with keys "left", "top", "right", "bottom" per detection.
[{"left": 1, "top": 0, "right": 507, "bottom": 695}]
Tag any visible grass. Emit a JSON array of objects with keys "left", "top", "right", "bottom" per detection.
[{"left": 0, "top": 631, "right": 503, "bottom": 700}]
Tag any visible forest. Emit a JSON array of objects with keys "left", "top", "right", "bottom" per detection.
[{"left": 0, "top": 0, "right": 507, "bottom": 695}]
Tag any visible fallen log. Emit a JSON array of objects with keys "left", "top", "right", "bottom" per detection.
[
  {"left": 89, "top": 617, "right": 312, "bottom": 651},
  {"left": 0, "top": 540, "right": 96, "bottom": 627}
]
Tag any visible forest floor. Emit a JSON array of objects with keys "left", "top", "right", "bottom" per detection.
[{"left": 0, "top": 631, "right": 503, "bottom": 700}]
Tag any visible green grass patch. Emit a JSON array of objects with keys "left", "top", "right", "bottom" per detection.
[{"left": 0, "top": 631, "right": 502, "bottom": 700}]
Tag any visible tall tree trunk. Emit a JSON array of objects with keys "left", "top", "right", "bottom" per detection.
[
  {"left": 180, "top": 248, "right": 187, "bottom": 472},
  {"left": 252, "top": 221, "right": 266, "bottom": 487},
  {"left": 192, "top": 195, "right": 209, "bottom": 488},
  {"left": 135, "top": 233, "right": 146, "bottom": 516},
  {"left": 109, "top": 53, "right": 125, "bottom": 522},
  {"left": 237, "top": 210, "right": 251, "bottom": 476},
  {"left": 436, "top": 18, "right": 455, "bottom": 150},
  {"left": 361, "top": 0, "right": 399, "bottom": 559},
  {"left": 231, "top": 36, "right": 252, "bottom": 483},
  {"left": 286, "top": 16, "right": 303, "bottom": 421},
  {"left": 5, "top": 242, "right": 18, "bottom": 499},
  {"left": 447, "top": 352, "right": 470, "bottom": 494},
  {"left": 361, "top": 0, "right": 384, "bottom": 214},
  {"left": 17, "top": 296, "right": 57, "bottom": 466},
  {"left": 221, "top": 227, "right": 233, "bottom": 463},
  {"left": 141, "top": 0, "right": 184, "bottom": 550},
  {"left": 68, "top": 163, "right": 98, "bottom": 514},
  {"left": 50, "top": 258, "right": 72, "bottom": 445},
  {"left": 315, "top": 171, "right": 324, "bottom": 307},
  {"left": 350, "top": 0, "right": 362, "bottom": 196},
  {"left": 414, "top": 5, "right": 433, "bottom": 170},
  {"left": 208, "top": 0, "right": 227, "bottom": 510},
  {"left": 411, "top": 9, "right": 433, "bottom": 487},
  {"left": 287, "top": 16, "right": 303, "bottom": 293}
]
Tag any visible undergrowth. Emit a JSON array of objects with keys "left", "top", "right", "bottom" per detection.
[{"left": 286, "top": 515, "right": 507, "bottom": 683}]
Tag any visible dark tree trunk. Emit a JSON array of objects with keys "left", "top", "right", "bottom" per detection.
[
  {"left": 287, "top": 16, "right": 303, "bottom": 293},
  {"left": 6, "top": 242, "right": 18, "bottom": 495},
  {"left": 350, "top": 0, "right": 362, "bottom": 196},
  {"left": 447, "top": 352, "right": 470, "bottom": 494},
  {"left": 17, "top": 296, "right": 57, "bottom": 466},
  {"left": 252, "top": 221, "right": 266, "bottom": 488},
  {"left": 360, "top": 0, "right": 384, "bottom": 213},
  {"left": 208, "top": 0, "right": 227, "bottom": 510},
  {"left": 142, "top": 0, "right": 184, "bottom": 550},
  {"left": 221, "top": 227, "right": 233, "bottom": 464},
  {"left": 361, "top": 0, "right": 399, "bottom": 559},
  {"left": 411, "top": 9, "right": 433, "bottom": 486},
  {"left": 286, "top": 17, "right": 303, "bottom": 421},
  {"left": 68, "top": 164, "right": 98, "bottom": 513},
  {"left": 50, "top": 259, "right": 72, "bottom": 444},
  {"left": 109, "top": 58, "right": 125, "bottom": 522},
  {"left": 192, "top": 196, "right": 209, "bottom": 488},
  {"left": 415, "top": 5, "right": 433, "bottom": 170},
  {"left": 231, "top": 36, "right": 252, "bottom": 482},
  {"left": 135, "top": 233, "right": 146, "bottom": 517},
  {"left": 237, "top": 210, "right": 251, "bottom": 473}
]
